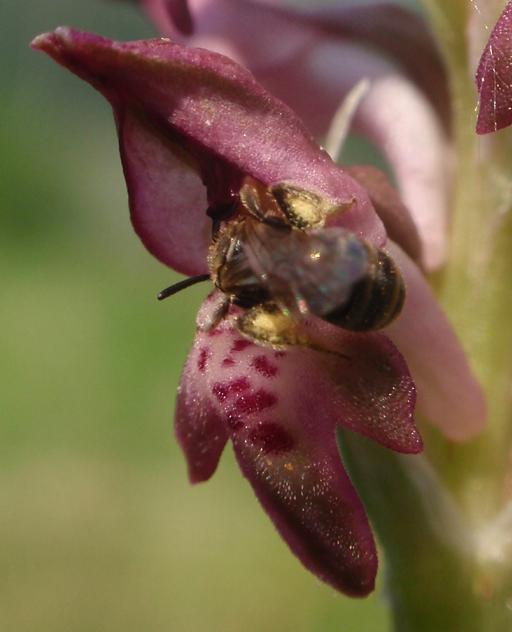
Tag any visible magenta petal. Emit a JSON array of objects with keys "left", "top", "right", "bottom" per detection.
[
  {"left": 32, "top": 28, "right": 386, "bottom": 256},
  {"left": 232, "top": 421, "right": 377, "bottom": 596},
  {"left": 176, "top": 345, "right": 229, "bottom": 483},
  {"left": 476, "top": 1, "right": 512, "bottom": 134},
  {"left": 386, "top": 244, "right": 487, "bottom": 441},
  {"left": 302, "top": 324, "right": 421, "bottom": 454},
  {"left": 118, "top": 109, "right": 209, "bottom": 275}
]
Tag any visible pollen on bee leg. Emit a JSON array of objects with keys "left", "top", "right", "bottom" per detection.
[
  {"left": 236, "top": 302, "right": 307, "bottom": 348},
  {"left": 270, "top": 182, "right": 353, "bottom": 230}
]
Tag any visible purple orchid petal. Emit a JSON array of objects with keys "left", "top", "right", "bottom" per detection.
[
  {"left": 232, "top": 421, "right": 377, "bottom": 596},
  {"left": 137, "top": 1, "right": 451, "bottom": 269},
  {"left": 386, "top": 243, "right": 487, "bottom": 441},
  {"left": 303, "top": 2, "right": 450, "bottom": 128},
  {"left": 32, "top": 28, "right": 386, "bottom": 274},
  {"left": 118, "top": 109, "right": 210, "bottom": 275},
  {"left": 175, "top": 293, "right": 418, "bottom": 593},
  {"left": 176, "top": 351, "right": 229, "bottom": 483},
  {"left": 475, "top": 0, "right": 512, "bottom": 134}
]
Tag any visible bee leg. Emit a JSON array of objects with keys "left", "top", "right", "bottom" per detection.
[
  {"left": 236, "top": 302, "right": 308, "bottom": 349},
  {"left": 270, "top": 182, "right": 355, "bottom": 230},
  {"left": 237, "top": 302, "right": 352, "bottom": 363},
  {"left": 197, "top": 293, "right": 230, "bottom": 332}
]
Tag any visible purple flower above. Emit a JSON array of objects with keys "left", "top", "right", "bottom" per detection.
[
  {"left": 32, "top": 27, "right": 486, "bottom": 595},
  {"left": 476, "top": 0, "right": 512, "bottom": 134}
]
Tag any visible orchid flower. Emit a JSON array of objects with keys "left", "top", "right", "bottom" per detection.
[
  {"left": 31, "top": 25, "right": 483, "bottom": 600},
  {"left": 31, "top": 0, "right": 512, "bottom": 625}
]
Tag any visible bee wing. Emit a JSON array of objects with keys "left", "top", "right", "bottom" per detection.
[{"left": 243, "top": 218, "right": 369, "bottom": 318}]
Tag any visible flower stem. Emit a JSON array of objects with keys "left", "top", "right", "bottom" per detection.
[{"left": 338, "top": 430, "right": 484, "bottom": 632}]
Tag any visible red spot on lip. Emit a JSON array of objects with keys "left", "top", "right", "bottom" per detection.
[
  {"left": 231, "top": 339, "right": 253, "bottom": 352},
  {"left": 226, "top": 411, "right": 244, "bottom": 431},
  {"left": 249, "top": 422, "right": 294, "bottom": 454},
  {"left": 212, "top": 377, "right": 251, "bottom": 402},
  {"left": 234, "top": 389, "right": 277, "bottom": 415},
  {"left": 207, "top": 328, "right": 222, "bottom": 337},
  {"left": 222, "top": 357, "right": 235, "bottom": 367},
  {"left": 197, "top": 347, "right": 209, "bottom": 373},
  {"left": 252, "top": 355, "right": 278, "bottom": 378}
]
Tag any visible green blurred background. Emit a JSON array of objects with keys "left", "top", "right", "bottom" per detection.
[{"left": 1, "top": 1, "right": 393, "bottom": 629}]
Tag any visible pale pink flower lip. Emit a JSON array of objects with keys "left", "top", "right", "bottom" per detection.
[
  {"left": 475, "top": 0, "right": 512, "bottom": 134},
  {"left": 32, "top": 26, "right": 486, "bottom": 595}
]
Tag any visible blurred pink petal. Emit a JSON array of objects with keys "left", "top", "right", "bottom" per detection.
[
  {"left": 386, "top": 243, "right": 487, "bottom": 441},
  {"left": 141, "top": 0, "right": 449, "bottom": 124},
  {"left": 475, "top": 0, "right": 512, "bottom": 134},
  {"left": 354, "top": 75, "right": 450, "bottom": 271}
]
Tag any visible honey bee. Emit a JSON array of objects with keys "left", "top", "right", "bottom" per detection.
[{"left": 159, "top": 176, "right": 405, "bottom": 344}]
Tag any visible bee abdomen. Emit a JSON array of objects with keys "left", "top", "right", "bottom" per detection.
[{"left": 324, "top": 247, "right": 405, "bottom": 331}]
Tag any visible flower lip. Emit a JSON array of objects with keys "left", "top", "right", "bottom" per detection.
[{"left": 177, "top": 293, "right": 420, "bottom": 594}]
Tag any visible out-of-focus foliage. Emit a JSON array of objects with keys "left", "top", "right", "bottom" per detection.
[{"left": 1, "top": 1, "right": 392, "bottom": 630}]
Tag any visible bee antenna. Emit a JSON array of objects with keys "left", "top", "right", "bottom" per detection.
[{"left": 157, "top": 273, "right": 210, "bottom": 301}]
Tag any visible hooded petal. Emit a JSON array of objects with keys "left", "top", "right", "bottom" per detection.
[
  {"left": 32, "top": 27, "right": 386, "bottom": 274},
  {"left": 137, "top": 0, "right": 451, "bottom": 269},
  {"left": 386, "top": 243, "right": 487, "bottom": 441},
  {"left": 173, "top": 293, "right": 419, "bottom": 594},
  {"left": 475, "top": 0, "right": 512, "bottom": 134}
]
